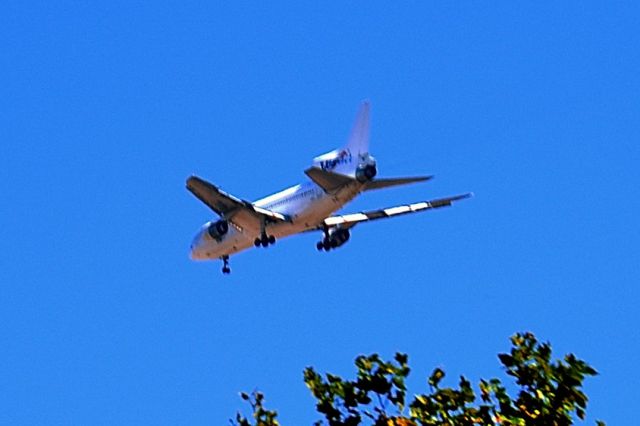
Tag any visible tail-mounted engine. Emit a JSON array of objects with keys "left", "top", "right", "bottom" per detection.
[
  {"left": 316, "top": 227, "right": 351, "bottom": 251},
  {"left": 207, "top": 220, "right": 229, "bottom": 240},
  {"left": 356, "top": 164, "right": 377, "bottom": 182},
  {"left": 355, "top": 154, "right": 377, "bottom": 183}
]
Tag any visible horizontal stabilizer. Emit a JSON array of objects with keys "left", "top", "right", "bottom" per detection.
[
  {"left": 305, "top": 167, "right": 355, "bottom": 193},
  {"left": 364, "top": 176, "right": 433, "bottom": 191}
]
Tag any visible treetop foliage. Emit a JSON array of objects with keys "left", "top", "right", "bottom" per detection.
[{"left": 232, "top": 332, "right": 604, "bottom": 426}]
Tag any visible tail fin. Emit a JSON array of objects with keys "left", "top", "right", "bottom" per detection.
[
  {"left": 311, "top": 101, "right": 371, "bottom": 176},
  {"left": 345, "top": 100, "right": 370, "bottom": 157}
]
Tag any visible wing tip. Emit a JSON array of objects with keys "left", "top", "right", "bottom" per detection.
[
  {"left": 186, "top": 176, "right": 223, "bottom": 198},
  {"left": 185, "top": 175, "right": 198, "bottom": 189},
  {"left": 451, "top": 192, "right": 474, "bottom": 202}
]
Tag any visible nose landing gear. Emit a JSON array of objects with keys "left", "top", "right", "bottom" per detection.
[{"left": 221, "top": 255, "right": 231, "bottom": 274}]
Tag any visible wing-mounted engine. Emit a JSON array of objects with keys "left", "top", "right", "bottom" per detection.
[
  {"left": 207, "top": 219, "right": 229, "bottom": 240},
  {"left": 316, "top": 226, "right": 351, "bottom": 252}
]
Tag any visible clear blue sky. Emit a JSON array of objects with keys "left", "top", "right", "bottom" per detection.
[{"left": 1, "top": 2, "right": 638, "bottom": 424}]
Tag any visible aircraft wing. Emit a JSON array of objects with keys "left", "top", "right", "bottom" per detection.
[
  {"left": 186, "top": 176, "right": 289, "bottom": 230},
  {"left": 322, "top": 193, "right": 473, "bottom": 230}
]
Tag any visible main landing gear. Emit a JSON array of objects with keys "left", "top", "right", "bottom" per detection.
[
  {"left": 254, "top": 233, "right": 276, "bottom": 248},
  {"left": 316, "top": 237, "right": 337, "bottom": 252},
  {"left": 316, "top": 227, "right": 337, "bottom": 252},
  {"left": 221, "top": 255, "right": 231, "bottom": 274},
  {"left": 316, "top": 227, "right": 350, "bottom": 252},
  {"left": 254, "top": 218, "right": 276, "bottom": 248}
]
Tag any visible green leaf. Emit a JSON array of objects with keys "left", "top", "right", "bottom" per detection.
[
  {"left": 395, "top": 352, "right": 408, "bottom": 365},
  {"left": 428, "top": 368, "right": 445, "bottom": 387}
]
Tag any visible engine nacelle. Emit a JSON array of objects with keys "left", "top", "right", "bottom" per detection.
[
  {"left": 328, "top": 228, "right": 351, "bottom": 248},
  {"left": 207, "top": 220, "right": 229, "bottom": 240},
  {"left": 355, "top": 163, "right": 377, "bottom": 183}
]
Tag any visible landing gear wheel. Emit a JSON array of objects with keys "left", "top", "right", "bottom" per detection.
[
  {"left": 322, "top": 239, "right": 331, "bottom": 251},
  {"left": 256, "top": 233, "right": 276, "bottom": 248},
  {"left": 221, "top": 255, "right": 231, "bottom": 274},
  {"left": 257, "top": 218, "right": 275, "bottom": 248},
  {"left": 316, "top": 241, "right": 324, "bottom": 251}
]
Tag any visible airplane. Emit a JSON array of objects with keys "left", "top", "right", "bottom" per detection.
[{"left": 187, "top": 101, "right": 471, "bottom": 274}]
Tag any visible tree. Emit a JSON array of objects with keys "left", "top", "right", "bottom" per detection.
[{"left": 232, "top": 332, "right": 604, "bottom": 425}]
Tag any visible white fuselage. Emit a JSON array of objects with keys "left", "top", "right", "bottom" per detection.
[{"left": 190, "top": 179, "right": 364, "bottom": 260}]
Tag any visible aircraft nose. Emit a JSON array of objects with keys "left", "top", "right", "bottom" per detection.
[
  {"left": 190, "top": 228, "right": 206, "bottom": 259},
  {"left": 189, "top": 247, "right": 199, "bottom": 260},
  {"left": 189, "top": 241, "right": 197, "bottom": 259}
]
